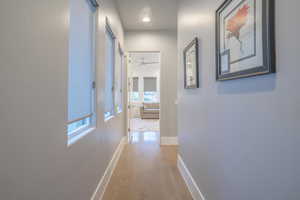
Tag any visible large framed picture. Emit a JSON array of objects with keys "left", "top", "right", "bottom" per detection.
[
  {"left": 184, "top": 38, "right": 199, "bottom": 89},
  {"left": 216, "top": 0, "right": 275, "bottom": 81}
]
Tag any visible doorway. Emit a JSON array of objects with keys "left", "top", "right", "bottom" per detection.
[{"left": 127, "top": 52, "right": 161, "bottom": 142}]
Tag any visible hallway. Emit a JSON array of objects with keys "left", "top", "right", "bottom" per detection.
[
  {"left": 102, "top": 132, "right": 192, "bottom": 200},
  {"left": 1, "top": 0, "right": 299, "bottom": 199}
]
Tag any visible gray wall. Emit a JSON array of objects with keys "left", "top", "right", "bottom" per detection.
[
  {"left": 178, "top": 0, "right": 300, "bottom": 200},
  {"left": 125, "top": 30, "right": 178, "bottom": 137},
  {"left": 0, "top": 0, "right": 125, "bottom": 199}
]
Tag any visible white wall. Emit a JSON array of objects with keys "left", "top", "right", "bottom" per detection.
[
  {"left": 178, "top": 0, "right": 300, "bottom": 200},
  {"left": 0, "top": 1, "right": 125, "bottom": 199},
  {"left": 129, "top": 62, "right": 160, "bottom": 97},
  {"left": 130, "top": 66, "right": 160, "bottom": 97},
  {"left": 129, "top": 54, "right": 161, "bottom": 99},
  {"left": 125, "top": 30, "right": 178, "bottom": 137}
]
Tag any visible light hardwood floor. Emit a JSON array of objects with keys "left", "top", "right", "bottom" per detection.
[
  {"left": 130, "top": 118, "right": 160, "bottom": 132},
  {"left": 102, "top": 131, "right": 193, "bottom": 200}
]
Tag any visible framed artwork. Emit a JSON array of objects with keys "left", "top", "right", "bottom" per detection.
[
  {"left": 184, "top": 38, "right": 199, "bottom": 89},
  {"left": 216, "top": 0, "right": 275, "bottom": 81}
]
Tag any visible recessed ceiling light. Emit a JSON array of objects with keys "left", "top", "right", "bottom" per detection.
[{"left": 142, "top": 16, "right": 151, "bottom": 23}]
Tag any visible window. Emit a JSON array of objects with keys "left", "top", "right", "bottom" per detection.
[
  {"left": 131, "top": 92, "right": 140, "bottom": 102},
  {"left": 68, "top": 116, "right": 92, "bottom": 135},
  {"left": 130, "top": 77, "right": 140, "bottom": 102},
  {"left": 68, "top": 0, "right": 97, "bottom": 140},
  {"left": 104, "top": 19, "right": 116, "bottom": 120},
  {"left": 143, "top": 77, "right": 158, "bottom": 102},
  {"left": 115, "top": 43, "right": 123, "bottom": 113},
  {"left": 144, "top": 91, "right": 159, "bottom": 102}
]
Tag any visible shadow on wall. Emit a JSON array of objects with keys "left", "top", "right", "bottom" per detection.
[{"left": 217, "top": 73, "right": 277, "bottom": 95}]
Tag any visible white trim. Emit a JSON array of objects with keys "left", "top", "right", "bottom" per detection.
[
  {"left": 104, "top": 114, "right": 115, "bottom": 122},
  {"left": 177, "top": 155, "right": 206, "bottom": 200},
  {"left": 160, "top": 137, "right": 178, "bottom": 145},
  {"left": 91, "top": 137, "right": 127, "bottom": 200}
]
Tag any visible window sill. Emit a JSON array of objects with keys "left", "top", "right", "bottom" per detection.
[
  {"left": 104, "top": 115, "right": 115, "bottom": 122},
  {"left": 116, "top": 108, "right": 123, "bottom": 114},
  {"left": 68, "top": 127, "right": 96, "bottom": 147}
]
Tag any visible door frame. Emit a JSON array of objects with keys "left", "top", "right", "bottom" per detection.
[{"left": 126, "top": 51, "right": 162, "bottom": 143}]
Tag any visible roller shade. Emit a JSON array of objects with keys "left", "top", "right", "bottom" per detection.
[
  {"left": 144, "top": 77, "right": 157, "bottom": 92},
  {"left": 68, "top": 0, "right": 95, "bottom": 122},
  {"left": 115, "top": 44, "right": 123, "bottom": 112},
  {"left": 104, "top": 23, "right": 115, "bottom": 116},
  {"left": 132, "top": 77, "right": 139, "bottom": 92}
]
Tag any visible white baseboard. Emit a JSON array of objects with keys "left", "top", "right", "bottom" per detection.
[
  {"left": 160, "top": 137, "right": 178, "bottom": 145},
  {"left": 91, "top": 137, "right": 127, "bottom": 200},
  {"left": 177, "top": 155, "right": 206, "bottom": 200}
]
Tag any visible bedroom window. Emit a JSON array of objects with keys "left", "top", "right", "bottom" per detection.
[
  {"left": 104, "top": 19, "right": 116, "bottom": 120},
  {"left": 68, "top": 0, "right": 97, "bottom": 141},
  {"left": 143, "top": 77, "right": 158, "bottom": 102},
  {"left": 115, "top": 44, "right": 124, "bottom": 113}
]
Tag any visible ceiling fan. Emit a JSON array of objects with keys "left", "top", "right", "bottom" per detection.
[{"left": 136, "top": 57, "right": 159, "bottom": 66}]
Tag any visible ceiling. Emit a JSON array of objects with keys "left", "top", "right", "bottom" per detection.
[{"left": 115, "top": 0, "right": 178, "bottom": 31}]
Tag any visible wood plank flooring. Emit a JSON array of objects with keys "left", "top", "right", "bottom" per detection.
[{"left": 102, "top": 131, "right": 193, "bottom": 200}]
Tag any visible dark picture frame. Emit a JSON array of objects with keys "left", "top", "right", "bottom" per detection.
[
  {"left": 184, "top": 38, "right": 199, "bottom": 89},
  {"left": 216, "top": 0, "right": 276, "bottom": 81}
]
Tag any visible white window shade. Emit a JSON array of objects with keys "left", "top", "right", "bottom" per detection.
[
  {"left": 115, "top": 45, "right": 123, "bottom": 112},
  {"left": 68, "top": 0, "right": 95, "bottom": 122},
  {"left": 104, "top": 24, "right": 115, "bottom": 117},
  {"left": 144, "top": 77, "right": 157, "bottom": 92}
]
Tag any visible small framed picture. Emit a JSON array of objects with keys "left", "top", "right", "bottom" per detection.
[
  {"left": 184, "top": 38, "right": 199, "bottom": 89},
  {"left": 216, "top": 0, "right": 276, "bottom": 81}
]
